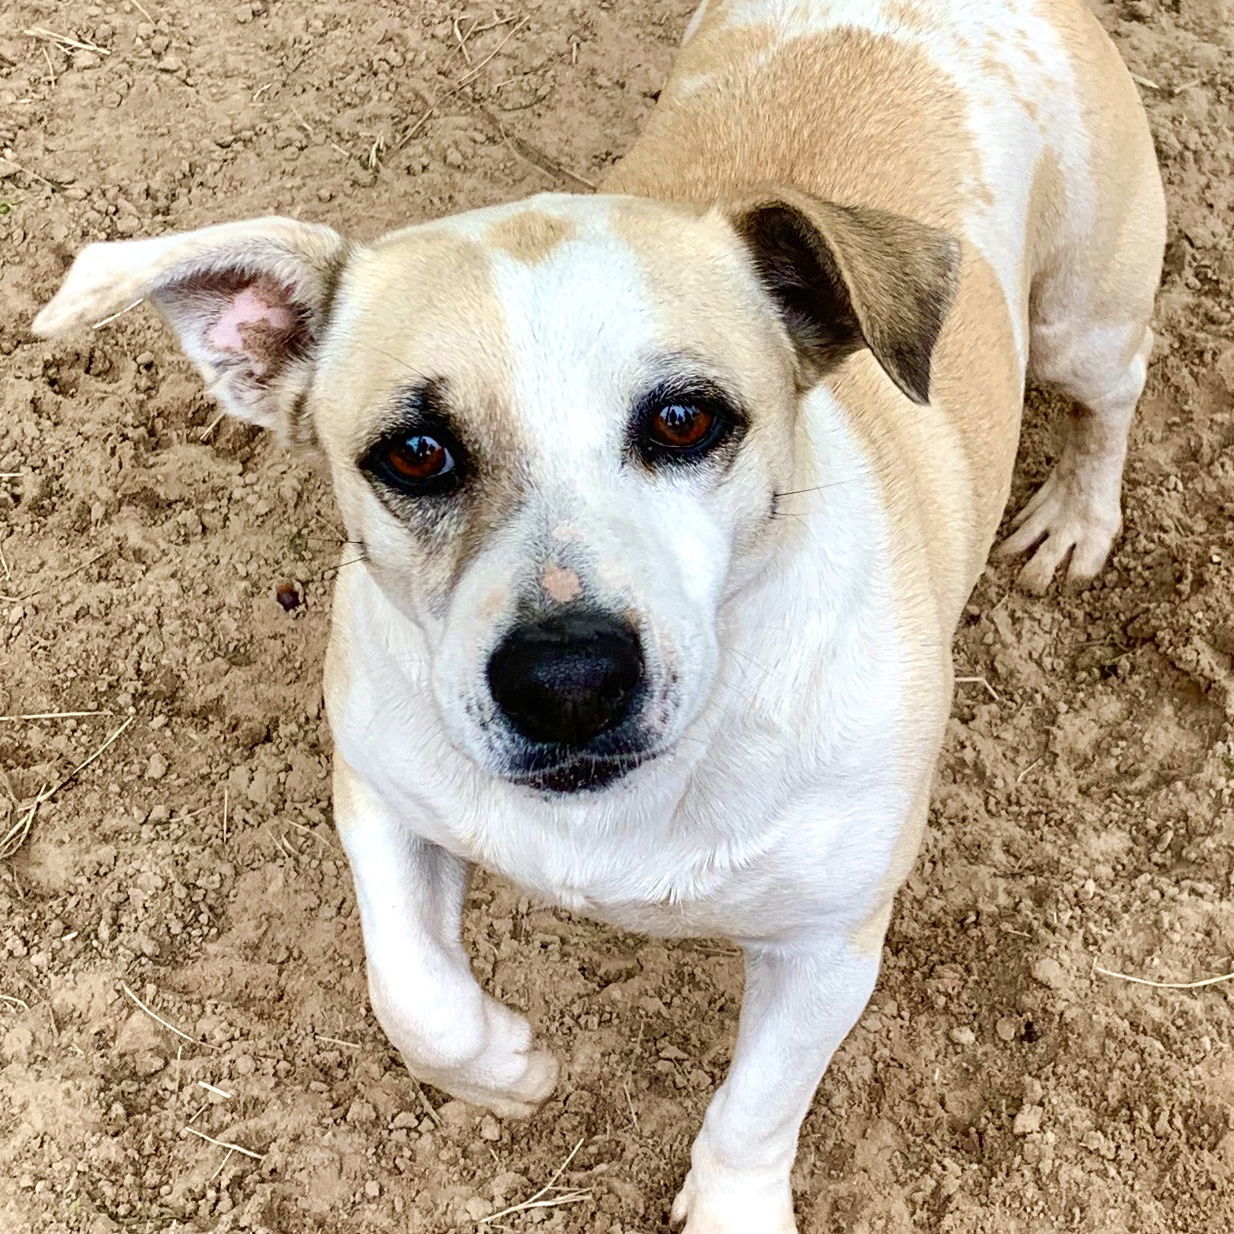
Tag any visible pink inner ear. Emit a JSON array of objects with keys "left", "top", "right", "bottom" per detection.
[{"left": 204, "top": 282, "right": 297, "bottom": 373}]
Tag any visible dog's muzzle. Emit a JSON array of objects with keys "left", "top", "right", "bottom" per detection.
[{"left": 486, "top": 608, "right": 648, "bottom": 792}]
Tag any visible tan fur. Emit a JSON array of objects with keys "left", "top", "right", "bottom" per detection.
[
  {"left": 1033, "top": 0, "right": 1165, "bottom": 340},
  {"left": 485, "top": 210, "right": 578, "bottom": 265},
  {"left": 605, "top": 31, "right": 981, "bottom": 230},
  {"left": 313, "top": 228, "right": 528, "bottom": 608},
  {"left": 601, "top": 7, "right": 1157, "bottom": 957}
]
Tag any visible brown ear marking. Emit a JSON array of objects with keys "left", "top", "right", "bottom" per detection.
[{"left": 727, "top": 191, "right": 960, "bottom": 405}]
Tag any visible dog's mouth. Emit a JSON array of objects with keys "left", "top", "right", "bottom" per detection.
[{"left": 503, "top": 742, "right": 654, "bottom": 795}]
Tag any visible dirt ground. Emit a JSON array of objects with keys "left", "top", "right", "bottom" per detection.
[{"left": 3, "top": 1, "right": 1234, "bottom": 1231}]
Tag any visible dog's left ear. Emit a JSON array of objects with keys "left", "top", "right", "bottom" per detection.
[
  {"left": 723, "top": 192, "right": 960, "bottom": 405},
  {"left": 33, "top": 217, "right": 352, "bottom": 446}
]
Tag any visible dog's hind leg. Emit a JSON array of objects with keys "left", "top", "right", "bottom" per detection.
[
  {"left": 998, "top": 78, "right": 1166, "bottom": 594},
  {"left": 671, "top": 932, "right": 879, "bottom": 1234},
  {"left": 334, "top": 758, "right": 558, "bottom": 1117},
  {"left": 999, "top": 314, "right": 1154, "bottom": 593}
]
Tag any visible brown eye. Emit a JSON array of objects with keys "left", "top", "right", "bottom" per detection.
[
  {"left": 385, "top": 434, "right": 454, "bottom": 482},
  {"left": 647, "top": 403, "right": 717, "bottom": 451}
]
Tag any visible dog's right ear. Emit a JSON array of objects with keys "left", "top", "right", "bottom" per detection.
[{"left": 33, "top": 217, "right": 352, "bottom": 446}]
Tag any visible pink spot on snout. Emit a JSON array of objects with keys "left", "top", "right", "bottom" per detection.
[{"left": 542, "top": 562, "right": 582, "bottom": 604}]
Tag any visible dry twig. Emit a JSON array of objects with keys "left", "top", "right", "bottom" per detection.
[
  {"left": 1, "top": 715, "right": 135, "bottom": 859},
  {"left": 184, "top": 1126, "right": 265, "bottom": 1161},
  {"left": 1095, "top": 964, "right": 1234, "bottom": 991},
  {"left": 395, "top": 17, "right": 528, "bottom": 150},
  {"left": 121, "top": 982, "right": 218, "bottom": 1050},
  {"left": 479, "top": 1138, "right": 590, "bottom": 1224},
  {"left": 24, "top": 27, "right": 111, "bottom": 56}
]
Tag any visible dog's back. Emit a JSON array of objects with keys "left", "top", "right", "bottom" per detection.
[{"left": 607, "top": 0, "right": 1164, "bottom": 610}]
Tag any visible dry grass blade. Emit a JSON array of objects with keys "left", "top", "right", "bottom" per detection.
[
  {"left": 0, "top": 711, "right": 110, "bottom": 722},
  {"left": 0, "top": 715, "right": 135, "bottom": 860},
  {"left": 1095, "top": 964, "right": 1234, "bottom": 991},
  {"left": 479, "top": 1137, "right": 591, "bottom": 1225},
  {"left": 0, "top": 157, "right": 59, "bottom": 190},
  {"left": 471, "top": 105, "right": 595, "bottom": 190},
  {"left": 956, "top": 675, "right": 1000, "bottom": 702},
  {"left": 121, "top": 983, "right": 219, "bottom": 1050},
  {"left": 315, "top": 1033, "right": 361, "bottom": 1049},
  {"left": 395, "top": 16, "right": 528, "bottom": 150},
  {"left": 92, "top": 298, "right": 144, "bottom": 329},
  {"left": 184, "top": 1127, "right": 265, "bottom": 1160},
  {"left": 1, "top": 993, "right": 31, "bottom": 1011},
  {"left": 25, "top": 27, "right": 111, "bottom": 56}
]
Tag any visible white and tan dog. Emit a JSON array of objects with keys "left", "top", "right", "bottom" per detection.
[{"left": 35, "top": 0, "right": 1163, "bottom": 1228}]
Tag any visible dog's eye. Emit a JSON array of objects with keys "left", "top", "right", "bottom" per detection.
[
  {"left": 648, "top": 403, "right": 716, "bottom": 450},
  {"left": 640, "top": 403, "right": 729, "bottom": 463},
  {"left": 386, "top": 434, "right": 453, "bottom": 481},
  {"left": 365, "top": 430, "right": 460, "bottom": 495},
  {"left": 630, "top": 379, "right": 744, "bottom": 469}
]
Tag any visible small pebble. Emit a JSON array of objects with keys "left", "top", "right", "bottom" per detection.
[
  {"left": 145, "top": 753, "right": 168, "bottom": 781},
  {"left": 949, "top": 1025, "right": 976, "bottom": 1046},
  {"left": 346, "top": 1099, "right": 376, "bottom": 1124},
  {"left": 995, "top": 1016, "right": 1018, "bottom": 1042},
  {"left": 1030, "top": 957, "right": 1066, "bottom": 990},
  {"left": 479, "top": 1115, "right": 501, "bottom": 1142}
]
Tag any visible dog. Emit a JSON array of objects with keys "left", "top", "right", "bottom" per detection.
[{"left": 34, "top": 0, "right": 1164, "bottom": 1228}]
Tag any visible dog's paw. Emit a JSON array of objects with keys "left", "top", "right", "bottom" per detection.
[
  {"left": 432, "top": 1046, "right": 559, "bottom": 1119},
  {"left": 997, "top": 465, "right": 1121, "bottom": 594},
  {"left": 383, "top": 991, "right": 560, "bottom": 1119},
  {"left": 670, "top": 1169, "right": 797, "bottom": 1234}
]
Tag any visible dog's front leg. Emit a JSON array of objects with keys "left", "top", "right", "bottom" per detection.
[
  {"left": 334, "top": 758, "right": 558, "bottom": 1117},
  {"left": 673, "top": 932, "right": 880, "bottom": 1233}
]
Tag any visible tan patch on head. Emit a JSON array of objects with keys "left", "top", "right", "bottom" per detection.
[
  {"left": 485, "top": 210, "right": 577, "bottom": 265},
  {"left": 310, "top": 226, "right": 527, "bottom": 604},
  {"left": 541, "top": 562, "right": 582, "bottom": 604}
]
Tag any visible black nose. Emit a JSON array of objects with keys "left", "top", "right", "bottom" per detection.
[{"left": 487, "top": 610, "right": 643, "bottom": 747}]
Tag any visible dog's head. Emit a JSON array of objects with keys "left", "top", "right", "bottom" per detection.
[{"left": 34, "top": 193, "right": 956, "bottom": 793}]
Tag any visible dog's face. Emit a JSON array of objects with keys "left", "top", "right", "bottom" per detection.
[
  {"left": 34, "top": 192, "right": 957, "bottom": 793},
  {"left": 316, "top": 196, "right": 802, "bottom": 792}
]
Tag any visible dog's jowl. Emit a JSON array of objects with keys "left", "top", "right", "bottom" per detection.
[{"left": 36, "top": 0, "right": 1163, "bottom": 1229}]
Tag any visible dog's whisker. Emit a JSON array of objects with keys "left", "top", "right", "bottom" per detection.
[{"left": 772, "top": 477, "right": 861, "bottom": 500}]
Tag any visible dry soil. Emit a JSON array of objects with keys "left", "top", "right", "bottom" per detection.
[{"left": 3, "top": 1, "right": 1234, "bottom": 1232}]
